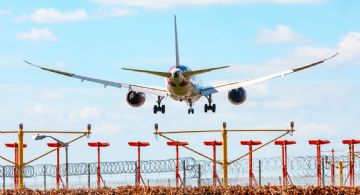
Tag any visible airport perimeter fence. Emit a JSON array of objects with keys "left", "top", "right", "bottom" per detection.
[{"left": 0, "top": 155, "right": 359, "bottom": 189}]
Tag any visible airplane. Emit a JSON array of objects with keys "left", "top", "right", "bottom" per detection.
[{"left": 25, "top": 15, "right": 338, "bottom": 114}]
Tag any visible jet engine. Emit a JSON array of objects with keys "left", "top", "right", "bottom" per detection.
[
  {"left": 126, "top": 91, "right": 145, "bottom": 107},
  {"left": 228, "top": 87, "right": 247, "bottom": 105}
]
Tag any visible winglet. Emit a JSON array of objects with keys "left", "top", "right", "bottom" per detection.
[
  {"left": 24, "top": 59, "right": 42, "bottom": 68},
  {"left": 174, "top": 15, "right": 180, "bottom": 67},
  {"left": 24, "top": 60, "right": 74, "bottom": 77},
  {"left": 293, "top": 52, "right": 339, "bottom": 72},
  {"left": 324, "top": 52, "right": 339, "bottom": 61}
]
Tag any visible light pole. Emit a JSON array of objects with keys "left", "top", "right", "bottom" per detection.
[{"left": 33, "top": 134, "right": 69, "bottom": 189}]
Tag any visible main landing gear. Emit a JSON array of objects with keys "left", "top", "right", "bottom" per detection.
[
  {"left": 204, "top": 95, "right": 216, "bottom": 113},
  {"left": 188, "top": 100, "right": 194, "bottom": 114},
  {"left": 154, "top": 96, "right": 165, "bottom": 114}
]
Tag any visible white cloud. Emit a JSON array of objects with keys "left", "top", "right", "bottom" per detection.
[
  {"left": 0, "top": 10, "right": 12, "bottom": 16},
  {"left": 265, "top": 100, "right": 300, "bottom": 109},
  {"left": 91, "top": 0, "right": 323, "bottom": 8},
  {"left": 108, "top": 7, "right": 135, "bottom": 16},
  {"left": 16, "top": 28, "right": 58, "bottom": 41},
  {"left": 18, "top": 8, "right": 87, "bottom": 23},
  {"left": 296, "top": 122, "right": 338, "bottom": 140},
  {"left": 0, "top": 54, "right": 25, "bottom": 67},
  {"left": 337, "top": 32, "right": 360, "bottom": 61},
  {"left": 293, "top": 46, "right": 333, "bottom": 59},
  {"left": 95, "top": 7, "right": 137, "bottom": 17},
  {"left": 31, "top": 105, "right": 44, "bottom": 114},
  {"left": 53, "top": 61, "right": 71, "bottom": 68},
  {"left": 40, "top": 92, "right": 65, "bottom": 100},
  {"left": 69, "top": 107, "right": 101, "bottom": 119},
  {"left": 257, "top": 25, "right": 307, "bottom": 44},
  {"left": 292, "top": 32, "right": 360, "bottom": 65},
  {"left": 226, "top": 31, "right": 360, "bottom": 77}
]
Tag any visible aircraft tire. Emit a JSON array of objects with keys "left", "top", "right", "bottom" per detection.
[
  {"left": 161, "top": 105, "right": 165, "bottom": 114},
  {"left": 212, "top": 104, "right": 216, "bottom": 112},
  {"left": 153, "top": 105, "right": 158, "bottom": 114}
]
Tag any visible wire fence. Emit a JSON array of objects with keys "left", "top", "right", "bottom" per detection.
[{"left": 0, "top": 155, "right": 359, "bottom": 189}]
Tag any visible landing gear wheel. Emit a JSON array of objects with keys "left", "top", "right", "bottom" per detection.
[
  {"left": 204, "top": 95, "right": 216, "bottom": 113},
  {"left": 188, "top": 108, "right": 194, "bottom": 114},
  {"left": 154, "top": 96, "right": 165, "bottom": 114},
  {"left": 212, "top": 104, "right": 216, "bottom": 113},
  {"left": 153, "top": 105, "right": 158, "bottom": 114},
  {"left": 188, "top": 100, "right": 194, "bottom": 114}
]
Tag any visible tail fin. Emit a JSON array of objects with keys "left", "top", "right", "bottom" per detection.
[{"left": 174, "top": 15, "right": 180, "bottom": 67}]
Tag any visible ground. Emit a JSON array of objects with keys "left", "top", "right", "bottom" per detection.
[{"left": 2, "top": 186, "right": 360, "bottom": 194}]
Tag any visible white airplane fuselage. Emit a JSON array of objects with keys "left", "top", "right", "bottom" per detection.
[{"left": 166, "top": 65, "right": 202, "bottom": 103}]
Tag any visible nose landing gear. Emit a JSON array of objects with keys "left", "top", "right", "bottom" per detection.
[
  {"left": 187, "top": 100, "right": 194, "bottom": 114},
  {"left": 154, "top": 96, "right": 165, "bottom": 114},
  {"left": 204, "top": 95, "right": 216, "bottom": 113}
]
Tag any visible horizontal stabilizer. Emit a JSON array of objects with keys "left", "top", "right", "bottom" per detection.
[
  {"left": 183, "top": 66, "right": 230, "bottom": 77},
  {"left": 122, "top": 65, "right": 230, "bottom": 78},
  {"left": 122, "top": 68, "right": 171, "bottom": 78}
]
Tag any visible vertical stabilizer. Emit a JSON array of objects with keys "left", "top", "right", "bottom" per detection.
[{"left": 174, "top": 15, "right": 180, "bottom": 67}]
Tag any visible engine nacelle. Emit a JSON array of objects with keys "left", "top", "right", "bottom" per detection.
[
  {"left": 228, "top": 87, "right": 247, "bottom": 105},
  {"left": 126, "top": 91, "right": 145, "bottom": 107}
]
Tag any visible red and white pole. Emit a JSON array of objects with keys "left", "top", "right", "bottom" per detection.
[
  {"left": 128, "top": 141, "right": 150, "bottom": 186},
  {"left": 57, "top": 147, "right": 60, "bottom": 189},
  {"left": 97, "top": 146, "right": 100, "bottom": 188},
  {"left": 275, "top": 140, "right": 296, "bottom": 186},
  {"left": 137, "top": 146, "right": 140, "bottom": 185},
  {"left": 176, "top": 145, "right": 179, "bottom": 187},
  {"left": 331, "top": 149, "right": 335, "bottom": 186},
  {"left": 342, "top": 139, "right": 360, "bottom": 187},
  {"left": 88, "top": 142, "right": 110, "bottom": 189},
  {"left": 15, "top": 147, "right": 18, "bottom": 188},
  {"left": 240, "top": 140, "right": 262, "bottom": 187},
  {"left": 282, "top": 145, "right": 285, "bottom": 185},
  {"left": 167, "top": 141, "right": 188, "bottom": 188},
  {"left": 47, "top": 143, "right": 62, "bottom": 190},
  {"left": 204, "top": 141, "right": 222, "bottom": 186},
  {"left": 309, "top": 139, "right": 330, "bottom": 187}
]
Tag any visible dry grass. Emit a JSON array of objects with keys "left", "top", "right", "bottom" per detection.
[{"left": 2, "top": 186, "right": 360, "bottom": 195}]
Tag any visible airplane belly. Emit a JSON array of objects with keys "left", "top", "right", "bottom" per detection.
[
  {"left": 168, "top": 85, "right": 191, "bottom": 96},
  {"left": 168, "top": 83, "right": 201, "bottom": 102}
]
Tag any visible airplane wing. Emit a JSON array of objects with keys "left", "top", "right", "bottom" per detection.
[
  {"left": 200, "top": 53, "right": 338, "bottom": 96},
  {"left": 24, "top": 60, "right": 169, "bottom": 97}
]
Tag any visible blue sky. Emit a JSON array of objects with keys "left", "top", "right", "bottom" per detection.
[{"left": 0, "top": 0, "right": 359, "bottom": 167}]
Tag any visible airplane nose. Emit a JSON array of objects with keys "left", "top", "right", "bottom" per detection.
[{"left": 173, "top": 71, "right": 180, "bottom": 78}]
